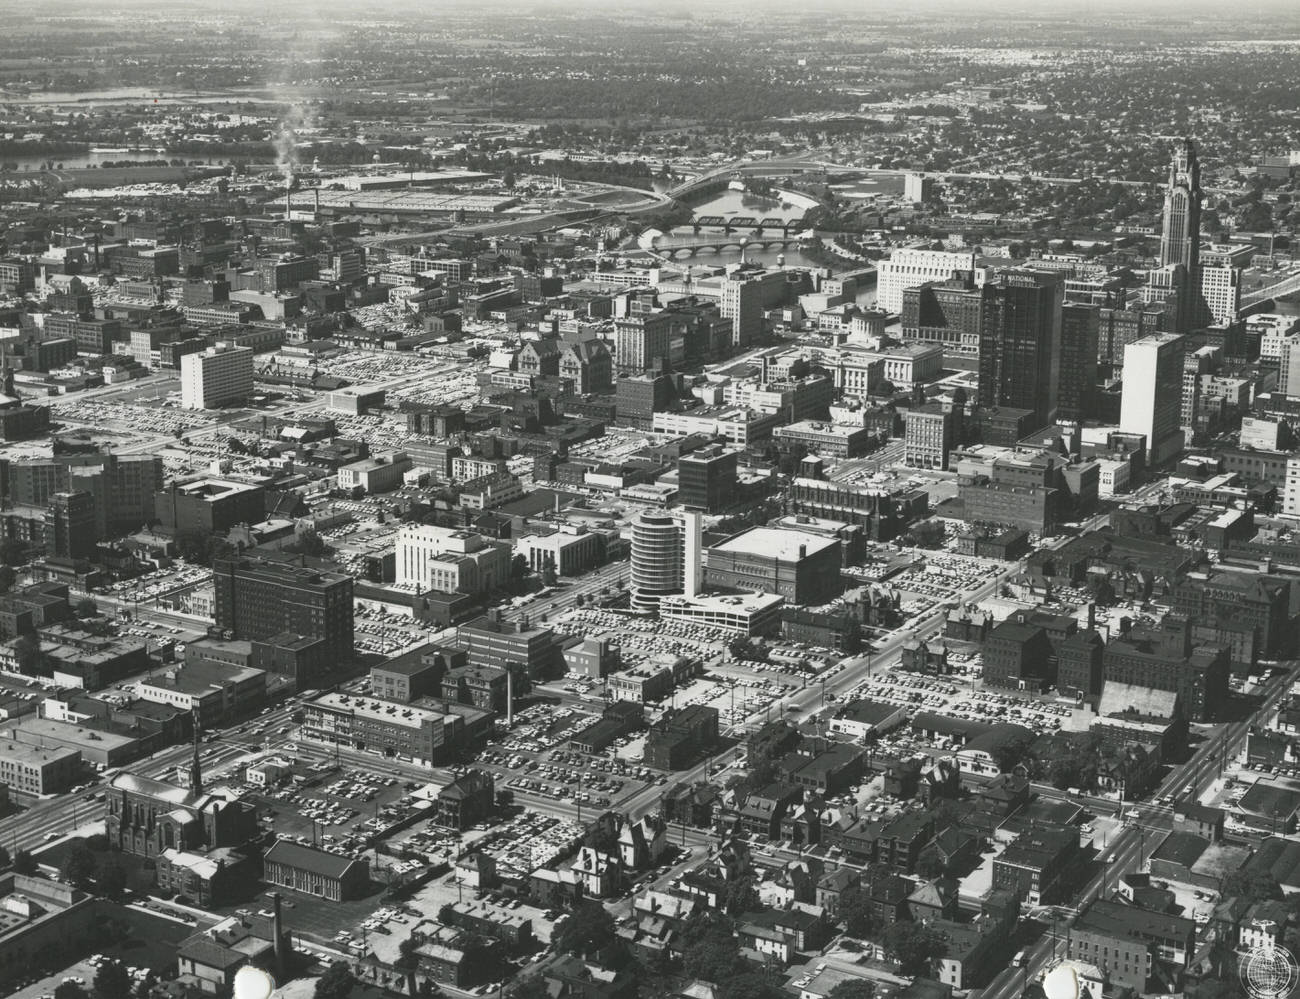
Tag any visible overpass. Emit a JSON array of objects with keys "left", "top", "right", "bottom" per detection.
[{"left": 665, "top": 158, "right": 833, "bottom": 202}]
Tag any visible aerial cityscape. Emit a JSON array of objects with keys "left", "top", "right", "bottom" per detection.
[{"left": 2, "top": 4, "right": 1300, "bottom": 999}]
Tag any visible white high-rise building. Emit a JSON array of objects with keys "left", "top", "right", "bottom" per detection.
[
  {"left": 1119, "top": 333, "right": 1186, "bottom": 466},
  {"left": 1197, "top": 264, "right": 1241, "bottom": 326},
  {"left": 630, "top": 510, "right": 701, "bottom": 613},
  {"left": 1281, "top": 338, "right": 1300, "bottom": 400},
  {"left": 875, "top": 248, "right": 977, "bottom": 315},
  {"left": 180, "top": 345, "right": 253, "bottom": 410},
  {"left": 1283, "top": 455, "right": 1300, "bottom": 518}
]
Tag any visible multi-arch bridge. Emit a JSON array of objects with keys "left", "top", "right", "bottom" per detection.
[{"left": 651, "top": 234, "right": 798, "bottom": 258}]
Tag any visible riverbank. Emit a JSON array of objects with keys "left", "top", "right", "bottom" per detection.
[{"left": 774, "top": 187, "right": 822, "bottom": 213}]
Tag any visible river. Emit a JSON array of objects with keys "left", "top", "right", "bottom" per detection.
[
  {"left": 3, "top": 149, "right": 173, "bottom": 171},
  {"left": 3, "top": 87, "right": 277, "bottom": 107},
  {"left": 665, "top": 183, "right": 890, "bottom": 303}
]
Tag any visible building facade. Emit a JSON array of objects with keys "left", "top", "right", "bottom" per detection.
[
  {"left": 978, "top": 270, "right": 1064, "bottom": 429},
  {"left": 212, "top": 556, "right": 354, "bottom": 664},
  {"left": 180, "top": 345, "right": 254, "bottom": 410}
]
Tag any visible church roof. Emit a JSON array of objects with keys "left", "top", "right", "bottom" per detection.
[{"left": 109, "top": 771, "right": 214, "bottom": 809}]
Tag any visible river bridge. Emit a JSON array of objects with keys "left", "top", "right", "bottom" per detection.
[
  {"left": 650, "top": 233, "right": 800, "bottom": 258},
  {"left": 690, "top": 215, "right": 803, "bottom": 233}
]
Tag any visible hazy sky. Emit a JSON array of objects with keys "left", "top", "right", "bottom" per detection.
[{"left": 9, "top": 0, "right": 1300, "bottom": 13}]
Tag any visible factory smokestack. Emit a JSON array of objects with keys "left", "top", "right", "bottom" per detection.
[{"left": 271, "top": 891, "right": 286, "bottom": 977}]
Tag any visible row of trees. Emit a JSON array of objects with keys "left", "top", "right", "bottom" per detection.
[{"left": 47, "top": 959, "right": 143, "bottom": 999}]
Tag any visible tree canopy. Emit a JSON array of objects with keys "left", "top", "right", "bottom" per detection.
[
  {"left": 507, "top": 976, "right": 550, "bottom": 999},
  {"left": 884, "top": 921, "right": 947, "bottom": 977},
  {"left": 682, "top": 910, "right": 744, "bottom": 983},
  {"left": 718, "top": 971, "right": 785, "bottom": 999},
  {"left": 1221, "top": 869, "right": 1283, "bottom": 904},
  {"left": 314, "top": 962, "right": 358, "bottom": 999},
  {"left": 98, "top": 861, "right": 128, "bottom": 900},
  {"left": 553, "top": 899, "right": 617, "bottom": 958},
  {"left": 94, "top": 960, "right": 132, "bottom": 999},
  {"left": 62, "top": 840, "right": 97, "bottom": 889},
  {"left": 723, "top": 874, "right": 761, "bottom": 917},
  {"left": 827, "top": 980, "right": 876, "bottom": 999},
  {"left": 838, "top": 885, "right": 879, "bottom": 939}
]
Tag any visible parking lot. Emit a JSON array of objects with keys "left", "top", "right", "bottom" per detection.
[
  {"left": 470, "top": 810, "right": 587, "bottom": 882},
  {"left": 891, "top": 553, "right": 1002, "bottom": 602},
  {"left": 352, "top": 603, "right": 432, "bottom": 657},
  {"left": 842, "top": 664, "right": 1089, "bottom": 753},
  {"left": 96, "top": 563, "right": 211, "bottom": 605},
  {"left": 247, "top": 767, "right": 425, "bottom": 867},
  {"left": 51, "top": 395, "right": 218, "bottom": 438}
]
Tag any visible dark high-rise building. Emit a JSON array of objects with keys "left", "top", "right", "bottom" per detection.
[
  {"left": 8, "top": 452, "right": 164, "bottom": 540},
  {"left": 45, "top": 491, "right": 96, "bottom": 559},
  {"left": 1159, "top": 140, "right": 1202, "bottom": 332},
  {"left": 615, "top": 373, "right": 675, "bottom": 430},
  {"left": 212, "top": 556, "right": 354, "bottom": 665},
  {"left": 1098, "top": 305, "right": 1170, "bottom": 376},
  {"left": 901, "top": 275, "right": 983, "bottom": 352},
  {"left": 1159, "top": 140, "right": 1202, "bottom": 274},
  {"left": 978, "top": 271, "right": 1064, "bottom": 429},
  {"left": 677, "top": 444, "right": 739, "bottom": 513},
  {"left": 1058, "top": 304, "right": 1100, "bottom": 423}
]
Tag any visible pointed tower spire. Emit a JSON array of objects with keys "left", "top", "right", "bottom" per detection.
[{"left": 190, "top": 706, "right": 204, "bottom": 793}]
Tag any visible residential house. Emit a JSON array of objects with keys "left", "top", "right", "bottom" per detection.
[
  {"left": 433, "top": 770, "right": 496, "bottom": 831},
  {"left": 908, "top": 878, "right": 959, "bottom": 922},
  {"left": 572, "top": 847, "right": 622, "bottom": 899},
  {"left": 541, "top": 954, "right": 637, "bottom": 999},
  {"left": 1173, "top": 802, "right": 1226, "bottom": 843},
  {"left": 931, "top": 891, "right": 1019, "bottom": 990},
  {"left": 816, "top": 867, "right": 859, "bottom": 917},
  {"left": 1241, "top": 900, "right": 1290, "bottom": 952},
  {"left": 1095, "top": 743, "right": 1160, "bottom": 801},
  {"left": 618, "top": 814, "right": 668, "bottom": 871},
  {"left": 738, "top": 783, "right": 801, "bottom": 841}
]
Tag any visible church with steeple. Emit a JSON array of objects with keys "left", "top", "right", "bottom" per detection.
[{"left": 106, "top": 708, "right": 259, "bottom": 859}]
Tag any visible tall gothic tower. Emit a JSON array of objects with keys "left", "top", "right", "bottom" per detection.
[
  {"left": 1159, "top": 139, "right": 1202, "bottom": 273},
  {"left": 189, "top": 706, "right": 204, "bottom": 794}
]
